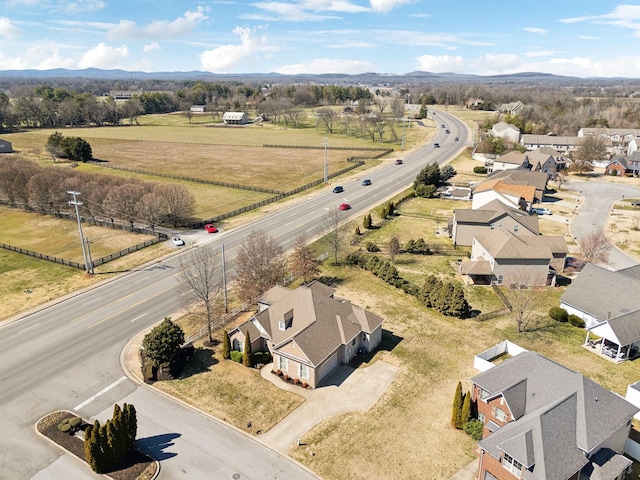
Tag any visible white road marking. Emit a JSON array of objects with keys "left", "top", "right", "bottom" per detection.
[
  {"left": 83, "top": 297, "right": 101, "bottom": 305},
  {"left": 131, "top": 312, "right": 148, "bottom": 322},
  {"left": 18, "top": 323, "right": 40, "bottom": 334},
  {"left": 134, "top": 276, "right": 149, "bottom": 283},
  {"left": 74, "top": 376, "right": 127, "bottom": 411},
  {"left": 180, "top": 289, "right": 193, "bottom": 296}
]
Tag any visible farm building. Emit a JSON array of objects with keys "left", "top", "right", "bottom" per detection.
[
  {"left": 0, "top": 138, "right": 13, "bottom": 153},
  {"left": 223, "top": 112, "right": 248, "bottom": 125},
  {"left": 190, "top": 105, "right": 206, "bottom": 113}
]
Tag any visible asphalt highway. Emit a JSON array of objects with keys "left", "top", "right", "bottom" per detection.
[{"left": 0, "top": 111, "right": 466, "bottom": 479}]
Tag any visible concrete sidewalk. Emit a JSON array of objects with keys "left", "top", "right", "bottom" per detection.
[{"left": 449, "top": 459, "right": 478, "bottom": 480}]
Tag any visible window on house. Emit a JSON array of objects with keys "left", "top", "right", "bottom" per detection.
[
  {"left": 278, "top": 321, "right": 285, "bottom": 331},
  {"left": 479, "top": 389, "right": 491, "bottom": 401},
  {"left": 300, "top": 364, "right": 309, "bottom": 380},
  {"left": 279, "top": 356, "right": 288, "bottom": 371},
  {"left": 490, "top": 224, "right": 495, "bottom": 230},
  {"left": 478, "top": 412, "right": 485, "bottom": 423},
  {"left": 352, "top": 337, "right": 356, "bottom": 346},
  {"left": 497, "top": 275, "right": 504, "bottom": 285},
  {"left": 502, "top": 453, "right": 523, "bottom": 478},
  {"left": 237, "top": 341, "right": 243, "bottom": 351},
  {"left": 495, "top": 407, "right": 508, "bottom": 422},
  {"left": 513, "top": 225, "right": 519, "bottom": 232}
]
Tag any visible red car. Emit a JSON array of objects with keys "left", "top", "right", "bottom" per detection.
[
  {"left": 204, "top": 224, "right": 218, "bottom": 233},
  {"left": 339, "top": 203, "right": 351, "bottom": 211}
]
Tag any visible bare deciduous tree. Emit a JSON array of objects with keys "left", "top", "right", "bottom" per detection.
[
  {"left": 179, "top": 245, "right": 223, "bottom": 344},
  {"left": 159, "top": 184, "right": 195, "bottom": 227},
  {"left": 234, "top": 230, "right": 287, "bottom": 304},
  {"left": 288, "top": 234, "right": 320, "bottom": 284},
  {"left": 317, "top": 207, "right": 349, "bottom": 265},
  {"left": 501, "top": 279, "right": 546, "bottom": 333},
  {"left": 572, "top": 136, "right": 608, "bottom": 174},
  {"left": 316, "top": 108, "right": 335, "bottom": 133},
  {"left": 578, "top": 229, "right": 612, "bottom": 264}
]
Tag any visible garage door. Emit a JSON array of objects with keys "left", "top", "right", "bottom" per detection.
[{"left": 317, "top": 351, "right": 339, "bottom": 381}]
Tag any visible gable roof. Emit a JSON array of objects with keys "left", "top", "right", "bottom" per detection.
[
  {"left": 494, "top": 151, "right": 528, "bottom": 165},
  {"left": 492, "top": 122, "right": 520, "bottom": 134},
  {"left": 474, "top": 179, "right": 536, "bottom": 203},
  {"left": 474, "top": 229, "right": 565, "bottom": 261},
  {"left": 474, "top": 352, "right": 639, "bottom": 478},
  {"left": 454, "top": 200, "right": 540, "bottom": 234},
  {"left": 607, "top": 156, "right": 629, "bottom": 169},
  {"left": 560, "top": 263, "right": 640, "bottom": 322},
  {"left": 248, "top": 282, "right": 384, "bottom": 367},
  {"left": 487, "top": 169, "right": 549, "bottom": 193}
]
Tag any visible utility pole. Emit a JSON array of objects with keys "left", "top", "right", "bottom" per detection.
[
  {"left": 401, "top": 117, "right": 406, "bottom": 151},
  {"left": 67, "top": 191, "right": 90, "bottom": 274},
  {"left": 84, "top": 237, "right": 94, "bottom": 275},
  {"left": 221, "top": 243, "right": 228, "bottom": 313},
  {"left": 323, "top": 137, "right": 328, "bottom": 184}
]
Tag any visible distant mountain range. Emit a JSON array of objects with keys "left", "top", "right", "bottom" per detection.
[{"left": 0, "top": 68, "right": 637, "bottom": 86}]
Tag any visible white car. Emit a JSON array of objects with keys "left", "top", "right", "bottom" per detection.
[
  {"left": 531, "top": 207, "right": 551, "bottom": 215},
  {"left": 172, "top": 236, "right": 185, "bottom": 246}
]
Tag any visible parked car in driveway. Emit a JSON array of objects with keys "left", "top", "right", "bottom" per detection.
[
  {"left": 531, "top": 207, "right": 551, "bottom": 215},
  {"left": 333, "top": 185, "right": 344, "bottom": 193},
  {"left": 172, "top": 237, "right": 185, "bottom": 246},
  {"left": 204, "top": 224, "right": 218, "bottom": 233},
  {"left": 339, "top": 203, "right": 351, "bottom": 211},
  {"left": 362, "top": 179, "right": 372, "bottom": 186}
]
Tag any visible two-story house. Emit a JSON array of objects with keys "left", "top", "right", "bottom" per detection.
[{"left": 472, "top": 351, "right": 638, "bottom": 480}]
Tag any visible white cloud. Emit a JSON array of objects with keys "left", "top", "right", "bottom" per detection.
[
  {"left": 560, "top": 5, "right": 640, "bottom": 35},
  {"left": 200, "top": 26, "right": 272, "bottom": 72},
  {"left": 578, "top": 35, "right": 598, "bottom": 40},
  {"left": 143, "top": 42, "right": 161, "bottom": 53},
  {"left": 0, "top": 40, "right": 75, "bottom": 69},
  {"left": 5, "top": 0, "right": 41, "bottom": 6},
  {"left": 301, "top": 0, "right": 369, "bottom": 13},
  {"left": 78, "top": 43, "right": 129, "bottom": 69},
  {"left": 0, "top": 17, "right": 22, "bottom": 39},
  {"left": 246, "top": 2, "right": 340, "bottom": 21},
  {"left": 327, "top": 41, "right": 376, "bottom": 48},
  {"left": 276, "top": 58, "right": 374, "bottom": 74},
  {"left": 524, "top": 50, "right": 556, "bottom": 57},
  {"left": 409, "top": 13, "right": 430, "bottom": 18},
  {"left": 107, "top": 7, "right": 208, "bottom": 40},
  {"left": 469, "top": 53, "right": 521, "bottom": 74},
  {"left": 370, "top": 0, "right": 412, "bottom": 13},
  {"left": 63, "top": 0, "right": 106, "bottom": 15},
  {"left": 415, "top": 54, "right": 464, "bottom": 72},
  {"left": 523, "top": 27, "right": 547, "bottom": 35}
]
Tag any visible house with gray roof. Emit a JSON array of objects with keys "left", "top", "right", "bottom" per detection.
[
  {"left": 520, "top": 134, "right": 591, "bottom": 155},
  {"left": 0, "top": 138, "right": 12, "bottom": 154},
  {"left": 228, "top": 281, "right": 384, "bottom": 388},
  {"left": 561, "top": 263, "right": 640, "bottom": 362},
  {"left": 472, "top": 351, "right": 638, "bottom": 480},
  {"left": 451, "top": 199, "right": 540, "bottom": 247},
  {"left": 459, "top": 227, "right": 567, "bottom": 286},
  {"left": 491, "top": 122, "right": 521, "bottom": 143}
]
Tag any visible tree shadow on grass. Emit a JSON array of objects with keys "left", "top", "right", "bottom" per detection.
[
  {"left": 136, "top": 433, "right": 181, "bottom": 461},
  {"left": 178, "top": 347, "right": 218, "bottom": 378}
]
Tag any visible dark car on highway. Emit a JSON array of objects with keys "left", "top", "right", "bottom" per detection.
[{"left": 333, "top": 185, "right": 344, "bottom": 193}]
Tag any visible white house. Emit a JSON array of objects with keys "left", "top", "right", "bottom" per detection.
[
  {"left": 490, "top": 122, "right": 520, "bottom": 143},
  {"left": 223, "top": 112, "right": 248, "bottom": 125}
]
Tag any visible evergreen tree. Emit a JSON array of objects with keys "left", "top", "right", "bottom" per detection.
[
  {"left": 243, "top": 331, "right": 254, "bottom": 367},
  {"left": 142, "top": 317, "right": 185, "bottom": 368},
  {"left": 105, "top": 420, "right": 119, "bottom": 466},
  {"left": 387, "top": 201, "right": 395, "bottom": 215},
  {"left": 123, "top": 403, "right": 137, "bottom": 450},
  {"left": 452, "top": 381, "right": 463, "bottom": 429},
  {"left": 363, "top": 214, "right": 372, "bottom": 229},
  {"left": 435, "top": 282, "right": 455, "bottom": 314},
  {"left": 447, "top": 284, "right": 471, "bottom": 318},
  {"left": 222, "top": 329, "right": 231, "bottom": 359},
  {"left": 461, "top": 391, "right": 472, "bottom": 425},
  {"left": 84, "top": 422, "right": 102, "bottom": 473},
  {"left": 112, "top": 404, "right": 127, "bottom": 461}
]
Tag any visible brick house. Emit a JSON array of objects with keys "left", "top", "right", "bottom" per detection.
[
  {"left": 606, "top": 157, "right": 629, "bottom": 176},
  {"left": 228, "top": 281, "right": 384, "bottom": 388},
  {"left": 472, "top": 351, "right": 638, "bottom": 480}
]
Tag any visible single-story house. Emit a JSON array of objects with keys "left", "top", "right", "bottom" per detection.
[
  {"left": 190, "top": 105, "right": 206, "bottom": 113},
  {"left": 228, "top": 281, "right": 384, "bottom": 388},
  {"left": 451, "top": 199, "right": 540, "bottom": 247},
  {"left": 0, "top": 138, "right": 13, "bottom": 154},
  {"left": 491, "top": 122, "right": 521, "bottom": 143},
  {"left": 459, "top": 228, "right": 567, "bottom": 286},
  {"left": 223, "top": 112, "right": 248, "bottom": 125},
  {"left": 560, "top": 263, "right": 640, "bottom": 362},
  {"left": 472, "top": 351, "right": 638, "bottom": 480}
]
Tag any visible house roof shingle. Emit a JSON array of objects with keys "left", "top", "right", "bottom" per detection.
[
  {"left": 454, "top": 200, "right": 540, "bottom": 235},
  {"left": 474, "top": 229, "right": 565, "bottom": 261}
]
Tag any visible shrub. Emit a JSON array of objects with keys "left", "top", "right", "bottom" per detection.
[
  {"left": 254, "top": 351, "right": 272, "bottom": 365},
  {"left": 415, "top": 183, "right": 437, "bottom": 198},
  {"left": 365, "top": 242, "right": 380, "bottom": 252},
  {"left": 549, "top": 307, "right": 568, "bottom": 322},
  {"left": 222, "top": 330, "right": 231, "bottom": 359},
  {"left": 463, "top": 419, "right": 484, "bottom": 440},
  {"left": 568, "top": 314, "right": 585, "bottom": 328},
  {"left": 451, "top": 381, "right": 463, "bottom": 429},
  {"left": 363, "top": 214, "right": 372, "bottom": 229},
  {"left": 473, "top": 166, "right": 487, "bottom": 174},
  {"left": 355, "top": 226, "right": 361, "bottom": 236},
  {"left": 58, "top": 421, "right": 71, "bottom": 433},
  {"left": 69, "top": 417, "right": 82, "bottom": 428},
  {"left": 230, "top": 350, "right": 243, "bottom": 363}
]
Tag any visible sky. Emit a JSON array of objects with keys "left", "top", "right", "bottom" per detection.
[{"left": 1, "top": 1, "right": 640, "bottom": 78}]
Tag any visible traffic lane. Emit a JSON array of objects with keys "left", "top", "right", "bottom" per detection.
[{"left": 112, "top": 386, "right": 320, "bottom": 480}]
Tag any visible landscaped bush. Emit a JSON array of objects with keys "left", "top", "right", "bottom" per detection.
[
  {"left": 473, "top": 166, "right": 488, "bottom": 174},
  {"left": 230, "top": 350, "right": 243, "bottom": 363},
  {"left": 568, "top": 314, "right": 585, "bottom": 328},
  {"left": 463, "top": 419, "right": 484, "bottom": 440},
  {"left": 253, "top": 351, "right": 272, "bottom": 365},
  {"left": 365, "top": 242, "right": 380, "bottom": 252},
  {"left": 549, "top": 306, "right": 568, "bottom": 322}
]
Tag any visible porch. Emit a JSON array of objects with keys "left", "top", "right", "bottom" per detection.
[{"left": 583, "top": 334, "right": 639, "bottom": 363}]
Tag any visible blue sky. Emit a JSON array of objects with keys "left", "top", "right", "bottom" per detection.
[{"left": 1, "top": 1, "right": 640, "bottom": 77}]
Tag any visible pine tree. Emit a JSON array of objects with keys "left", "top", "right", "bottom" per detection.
[
  {"left": 448, "top": 284, "right": 471, "bottom": 318},
  {"left": 112, "top": 404, "right": 127, "bottom": 461},
  {"left": 85, "top": 419, "right": 105, "bottom": 473},
  {"left": 452, "top": 381, "right": 464, "bottom": 429},
  {"left": 105, "top": 420, "right": 119, "bottom": 466},
  {"left": 243, "top": 331, "right": 254, "bottom": 367},
  {"left": 461, "top": 390, "right": 472, "bottom": 425},
  {"left": 222, "top": 329, "right": 231, "bottom": 360}
]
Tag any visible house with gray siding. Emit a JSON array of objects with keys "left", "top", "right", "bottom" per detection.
[{"left": 0, "top": 138, "right": 12, "bottom": 154}]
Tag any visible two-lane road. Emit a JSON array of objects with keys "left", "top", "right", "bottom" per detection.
[{"left": 0, "top": 111, "right": 467, "bottom": 479}]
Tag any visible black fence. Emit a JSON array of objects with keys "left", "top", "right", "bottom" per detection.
[{"left": 0, "top": 243, "right": 84, "bottom": 269}]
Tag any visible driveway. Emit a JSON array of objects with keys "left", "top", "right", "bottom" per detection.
[
  {"left": 258, "top": 361, "right": 401, "bottom": 453},
  {"left": 567, "top": 179, "right": 640, "bottom": 270}
]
